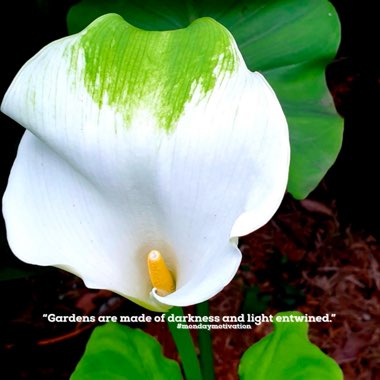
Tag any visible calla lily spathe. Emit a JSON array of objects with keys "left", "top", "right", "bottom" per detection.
[{"left": 1, "top": 14, "right": 289, "bottom": 311}]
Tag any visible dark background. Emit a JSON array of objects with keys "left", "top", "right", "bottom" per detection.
[{"left": 325, "top": 0, "right": 380, "bottom": 239}]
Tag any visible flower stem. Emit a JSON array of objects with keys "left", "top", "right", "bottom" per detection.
[
  {"left": 196, "top": 301, "right": 215, "bottom": 380},
  {"left": 166, "top": 307, "right": 203, "bottom": 380}
]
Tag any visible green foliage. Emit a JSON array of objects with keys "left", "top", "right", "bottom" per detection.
[
  {"left": 242, "top": 286, "right": 271, "bottom": 315},
  {"left": 67, "top": 0, "right": 342, "bottom": 199},
  {"left": 239, "top": 311, "right": 343, "bottom": 380},
  {"left": 70, "top": 323, "right": 182, "bottom": 380},
  {"left": 0, "top": 263, "right": 50, "bottom": 281}
]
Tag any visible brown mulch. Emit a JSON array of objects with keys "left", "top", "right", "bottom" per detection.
[
  {"left": 1, "top": 187, "right": 379, "bottom": 380},
  {"left": 208, "top": 192, "right": 380, "bottom": 380}
]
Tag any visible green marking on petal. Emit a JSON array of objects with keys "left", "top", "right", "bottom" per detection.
[{"left": 70, "top": 14, "right": 238, "bottom": 131}]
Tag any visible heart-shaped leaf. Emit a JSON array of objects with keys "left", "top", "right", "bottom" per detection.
[
  {"left": 70, "top": 322, "right": 182, "bottom": 379},
  {"left": 239, "top": 311, "right": 343, "bottom": 380}
]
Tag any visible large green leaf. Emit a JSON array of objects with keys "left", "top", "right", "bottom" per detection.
[
  {"left": 67, "top": 0, "right": 342, "bottom": 199},
  {"left": 239, "top": 311, "right": 343, "bottom": 380},
  {"left": 70, "top": 323, "right": 182, "bottom": 380}
]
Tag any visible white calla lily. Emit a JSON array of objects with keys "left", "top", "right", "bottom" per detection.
[{"left": 1, "top": 14, "right": 289, "bottom": 311}]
